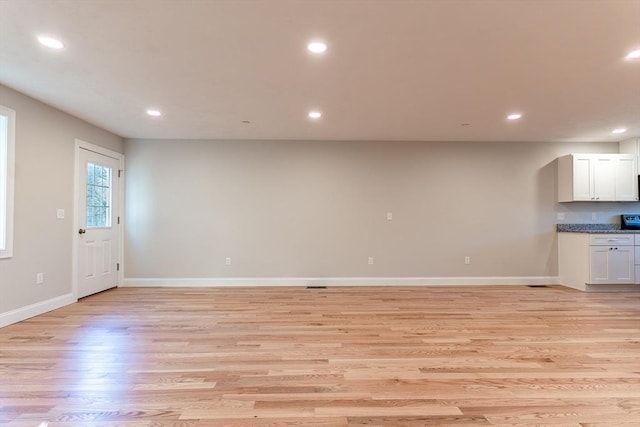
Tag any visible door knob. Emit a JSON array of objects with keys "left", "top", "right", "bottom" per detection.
[{"left": 78, "top": 228, "right": 86, "bottom": 235}]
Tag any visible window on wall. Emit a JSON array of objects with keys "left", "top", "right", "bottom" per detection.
[
  {"left": 0, "top": 105, "right": 16, "bottom": 259},
  {"left": 86, "top": 162, "right": 112, "bottom": 228}
]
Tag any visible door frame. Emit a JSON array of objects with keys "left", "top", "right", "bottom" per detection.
[{"left": 72, "top": 139, "right": 125, "bottom": 300}]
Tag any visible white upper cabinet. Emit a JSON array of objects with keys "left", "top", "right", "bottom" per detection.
[
  {"left": 592, "top": 156, "right": 616, "bottom": 201},
  {"left": 557, "top": 153, "right": 638, "bottom": 202},
  {"left": 615, "top": 155, "right": 638, "bottom": 201},
  {"left": 571, "top": 156, "right": 593, "bottom": 201}
]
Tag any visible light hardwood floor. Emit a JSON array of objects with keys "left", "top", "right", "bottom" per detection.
[{"left": 1, "top": 286, "right": 639, "bottom": 426}]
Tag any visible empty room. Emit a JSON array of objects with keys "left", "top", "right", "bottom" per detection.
[{"left": 1, "top": 0, "right": 639, "bottom": 426}]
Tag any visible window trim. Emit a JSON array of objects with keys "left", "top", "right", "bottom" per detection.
[{"left": 0, "top": 105, "right": 16, "bottom": 259}]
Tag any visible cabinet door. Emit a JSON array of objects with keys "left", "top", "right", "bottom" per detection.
[
  {"left": 572, "top": 156, "right": 593, "bottom": 201},
  {"left": 609, "top": 246, "right": 635, "bottom": 283},
  {"left": 592, "top": 157, "right": 616, "bottom": 201},
  {"left": 615, "top": 156, "right": 638, "bottom": 201},
  {"left": 589, "top": 246, "right": 611, "bottom": 284}
]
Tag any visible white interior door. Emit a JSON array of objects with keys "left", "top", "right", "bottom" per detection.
[{"left": 77, "top": 148, "right": 120, "bottom": 298}]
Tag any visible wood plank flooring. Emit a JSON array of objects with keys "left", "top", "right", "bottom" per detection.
[{"left": 1, "top": 285, "right": 639, "bottom": 426}]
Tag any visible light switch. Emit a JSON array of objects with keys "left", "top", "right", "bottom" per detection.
[
  {"left": 56, "top": 209, "right": 65, "bottom": 219},
  {"left": 387, "top": 212, "right": 393, "bottom": 220}
]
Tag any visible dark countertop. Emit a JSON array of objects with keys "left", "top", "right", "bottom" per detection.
[{"left": 557, "top": 224, "right": 640, "bottom": 234}]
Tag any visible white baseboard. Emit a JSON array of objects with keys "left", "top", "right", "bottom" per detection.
[
  {"left": 0, "top": 292, "right": 76, "bottom": 328},
  {"left": 584, "top": 283, "right": 640, "bottom": 292},
  {"left": 558, "top": 281, "right": 640, "bottom": 292},
  {"left": 0, "top": 277, "right": 565, "bottom": 329},
  {"left": 122, "top": 276, "right": 561, "bottom": 288}
]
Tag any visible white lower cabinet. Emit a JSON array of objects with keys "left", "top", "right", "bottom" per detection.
[
  {"left": 559, "top": 233, "right": 637, "bottom": 290},
  {"left": 589, "top": 245, "right": 635, "bottom": 284}
]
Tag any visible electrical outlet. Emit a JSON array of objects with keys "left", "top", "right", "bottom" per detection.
[
  {"left": 36, "top": 273, "right": 44, "bottom": 284},
  {"left": 557, "top": 212, "right": 565, "bottom": 221},
  {"left": 56, "top": 209, "right": 65, "bottom": 219},
  {"left": 591, "top": 212, "right": 597, "bottom": 221},
  {"left": 464, "top": 256, "right": 471, "bottom": 265},
  {"left": 225, "top": 257, "right": 231, "bottom": 266},
  {"left": 368, "top": 257, "right": 374, "bottom": 265},
  {"left": 387, "top": 212, "right": 393, "bottom": 221}
]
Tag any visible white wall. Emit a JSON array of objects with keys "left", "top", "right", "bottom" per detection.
[
  {"left": 0, "top": 84, "right": 123, "bottom": 322},
  {"left": 1, "top": 79, "right": 637, "bottom": 326},
  {"left": 124, "top": 138, "right": 638, "bottom": 282}
]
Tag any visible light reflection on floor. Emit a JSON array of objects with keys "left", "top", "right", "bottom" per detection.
[{"left": 63, "top": 319, "right": 135, "bottom": 412}]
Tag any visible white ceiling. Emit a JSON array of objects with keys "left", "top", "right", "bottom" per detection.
[{"left": 0, "top": 0, "right": 638, "bottom": 142}]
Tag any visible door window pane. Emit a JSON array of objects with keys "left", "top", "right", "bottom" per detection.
[{"left": 86, "top": 162, "right": 112, "bottom": 228}]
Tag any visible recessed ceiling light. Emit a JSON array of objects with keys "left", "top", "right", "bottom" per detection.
[
  {"left": 146, "top": 109, "right": 162, "bottom": 117},
  {"left": 612, "top": 128, "right": 627, "bottom": 134},
  {"left": 507, "top": 113, "right": 522, "bottom": 120},
  {"left": 625, "top": 49, "right": 640, "bottom": 60},
  {"left": 37, "top": 35, "right": 64, "bottom": 49},
  {"left": 308, "top": 111, "right": 322, "bottom": 119},
  {"left": 307, "top": 42, "right": 327, "bottom": 54}
]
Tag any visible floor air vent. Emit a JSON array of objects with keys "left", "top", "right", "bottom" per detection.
[
  {"left": 306, "top": 286, "right": 327, "bottom": 289},
  {"left": 527, "top": 285, "right": 549, "bottom": 288}
]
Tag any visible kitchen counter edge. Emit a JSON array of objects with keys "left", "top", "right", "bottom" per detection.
[{"left": 557, "top": 224, "right": 640, "bottom": 234}]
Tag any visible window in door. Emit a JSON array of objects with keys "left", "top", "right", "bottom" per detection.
[
  {"left": 86, "top": 162, "right": 112, "bottom": 228},
  {"left": 0, "top": 105, "right": 16, "bottom": 259}
]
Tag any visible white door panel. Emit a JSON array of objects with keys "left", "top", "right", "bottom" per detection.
[
  {"left": 609, "top": 246, "right": 634, "bottom": 283},
  {"left": 614, "top": 156, "right": 638, "bottom": 201},
  {"left": 573, "top": 156, "right": 592, "bottom": 201},
  {"left": 589, "top": 246, "right": 610, "bottom": 283},
  {"left": 78, "top": 148, "right": 120, "bottom": 298},
  {"left": 593, "top": 157, "right": 615, "bottom": 201}
]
